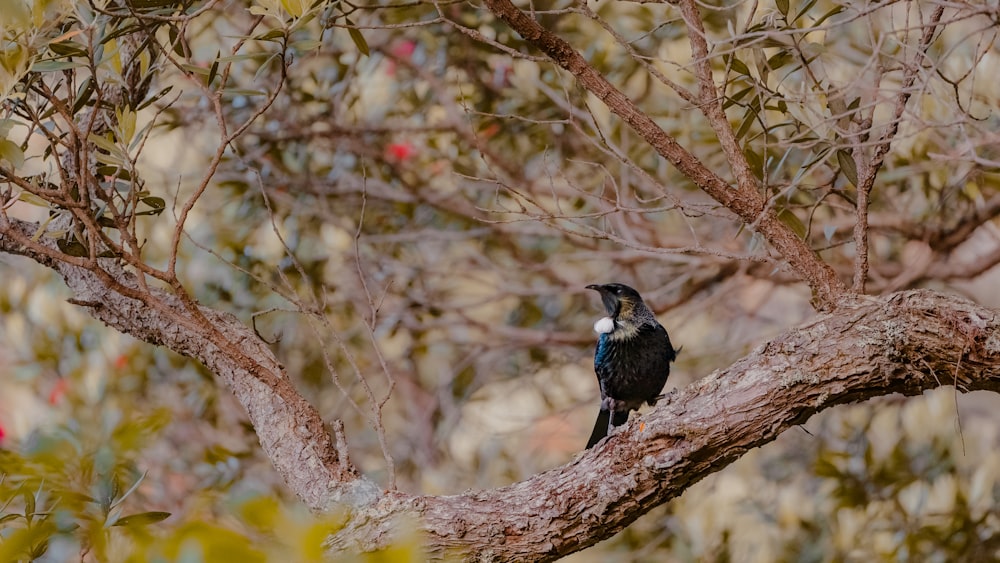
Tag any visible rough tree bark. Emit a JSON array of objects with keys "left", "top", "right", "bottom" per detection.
[
  {"left": 0, "top": 216, "right": 380, "bottom": 512},
  {"left": 2, "top": 214, "right": 998, "bottom": 560},
  {"left": 1, "top": 0, "right": 990, "bottom": 559},
  {"left": 327, "top": 289, "right": 1000, "bottom": 560}
]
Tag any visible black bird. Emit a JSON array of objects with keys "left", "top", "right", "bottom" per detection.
[{"left": 585, "top": 283, "right": 676, "bottom": 448}]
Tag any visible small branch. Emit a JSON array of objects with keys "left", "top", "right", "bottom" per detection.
[
  {"left": 166, "top": 15, "right": 271, "bottom": 280},
  {"left": 851, "top": 5, "right": 946, "bottom": 293},
  {"left": 480, "top": 0, "right": 848, "bottom": 308},
  {"left": 852, "top": 169, "right": 873, "bottom": 292},
  {"left": 676, "top": 0, "right": 757, "bottom": 192}
]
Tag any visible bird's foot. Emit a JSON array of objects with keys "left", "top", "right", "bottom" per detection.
[{"left": 647, "top": 388, "right": 677, "bottom": 407}]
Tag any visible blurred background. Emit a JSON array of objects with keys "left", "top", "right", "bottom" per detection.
[{"left": 3, "top": 0, "right": 1000, "bottom": 559}]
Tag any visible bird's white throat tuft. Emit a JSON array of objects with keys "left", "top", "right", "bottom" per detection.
[{"left": 594, "top": 316, "right": 615, "bottom": 334}]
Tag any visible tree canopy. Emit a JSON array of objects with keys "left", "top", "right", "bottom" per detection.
[{"left": 2, "top": 0, "right": 1000, "bottom": 560}]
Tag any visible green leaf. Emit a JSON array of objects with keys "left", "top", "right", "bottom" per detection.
[
  {"left": 88, "top": 134, "right": 118, "bottom": 153},
  {"left": 0, "top": 521, "right": 57, "bottom": 562},
  {"left": 837, "top": 149, "right": 858, "bottom": 186},
  {"left": 52, "top": 490, "right": 96, "bottom": 505},
  {"left": 729, "top": 57, "right": 751, "bottom": 76},
  {"left": 723, "top": 86, "right": 753, "bottom": 109},
  {"left": 743, "top": 147, "right": 764, "bottom": 181},
  {"left": 181, "top": 63, "right": 210, "bottom": 76},
  {"left": 48, "top": 41, "right": 88, "bottom": 57},
  {"left": 238, "top": 496, "right": 280, "bottom": 532},
  {"left": 793, "top": 0, "right": 820, "bottom": 22},
  {"left": 17, "top": 191, "right": 48, "bottom": 206},
  {"left": 216, "top": 53, "right": 270, "bottom": 63},
  {"left": 0, "top": 139, "right": 25, "bottom": 169},
  {"left": 111, "top": 471, "right": 147, "bottom": 510},
  {"left": 57, "top": 238, "right": 89, "bottom": 257},
  {"left": 775, "top": 0, "right": 788, "bottom": 17},
  {"left": 140, "top": 196, "right": 165, "bottom": 211},
  {"left": 0, "top": 513, "right": 21, "bottom": 524},
  {"left": 96, "top": 166, "right": 132, "bottom": 181},
  {"left": 135, "top": 196, "right": 166, "bottom": 216},
  {"left": 23, "top": 491, "right": 35, "bottom": 520},
  {"left": 255, "top": 29, "right": 286, "bottom": 42},
  {"left": 207, "top": 50, "right": 220, "bottom": 87},
  {"left": 136, "top": 85, "right": 174, "bottom": 111},
  {"left": 0, "top": 118, "right": 16, "bottom": 136},
  {"left": 766, "top": 51, "right": 794, "bottom": 71},
  {"left": 220, "top": 89, "right": 268, "bottom": 97},
  {"left": 70, "top": 76, "right": 95, "bottom": 116},
  {"left": 735, "top": 111, "right": 756, "bottom": 140},
  {"left": 292, "top": 39, "right": 322, "bottom": 52},
  {"left": 346, "top": 20, "right": 369, "bottom": 56},
  {"left": 813, "top": 5, "right": 845, "bottom": 27},
  {"left": 280, "top": 0, "right": 305, "bottom": 17},
  {"left": 168, "top": 24, "right": 187, "bottom": 57},
  {"left": 31, "top": 60, "right": 84, "bottom": 72},
  {"left": 111, "top": 511, "right": 171, "bottom": 527},
  {"left": 102, "top": 23, "right": 145, "bottom": 45},
  {"left": 778, "top": 207, "right": 807, "bottom": 239}
]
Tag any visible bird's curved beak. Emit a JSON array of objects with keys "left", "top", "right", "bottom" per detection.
[{"left": 587, "top": 284, "right": 619, "bottom": 317}]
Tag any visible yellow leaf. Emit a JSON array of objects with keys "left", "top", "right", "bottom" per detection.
[
  {"left": 279, "top": 0, "right": 305, "bottom": 17},
  {"left": 0, "top": 0, "right": 30, "bottom": 29},
  {"left": 0, "top": 139, "right": 24, "bottom": 169}
]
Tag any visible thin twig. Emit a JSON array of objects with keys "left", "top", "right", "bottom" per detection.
[{"left": 852, "top": 5, "right": 946, "bottom": 293}]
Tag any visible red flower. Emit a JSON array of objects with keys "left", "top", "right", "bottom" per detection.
[
  {"left": 0, "top": 423, "right": 6, "bottom": 445},
  {"left": 49, "top": 378, "right": 69, "bottom": 405},
  {"left": 386, "top": 142, "right": 416, "bottom": 162},
  {"left": 392, "top": 40, "right": 416, "bottom": 59},
  {"left": 386, "top": 40, "right": 417, "bottom": 76}
]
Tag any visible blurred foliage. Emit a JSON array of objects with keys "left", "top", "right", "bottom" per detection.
[
  {"left": 591, "top": 389, "right": 1000, "bottom": 562},
  {"left": 0, "top": 407, "right": 424, "bottom": 562},
  {"left": 2, "top": 0, "right": 1000, "bottom": 559}
]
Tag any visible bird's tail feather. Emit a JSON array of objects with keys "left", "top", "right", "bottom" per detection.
[
  {"left": 586, "top": 409, "right": 610, "bottom": 448},
  {"left": 585, "top": 409, "right": 630, "bottom": 448}
]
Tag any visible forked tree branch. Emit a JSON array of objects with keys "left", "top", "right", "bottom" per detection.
[
  {"left": 851, "top": 4, "right": 946, "bottom": 293},
  {"left": 0, "top": 215, "right": 380, "bottom": 512},
  {"left": 4, "top": 215, "right": 1000, "bottom": 560},
  {"left": 480, "top": 0, "right": 848, "bottom": 308}
]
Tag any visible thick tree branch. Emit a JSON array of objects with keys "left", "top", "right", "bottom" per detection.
[
  {"left": 0, "top": 216, "right": 381, "bottom": 512},
  {"left": 6, "top": 213, "right": 1000, "bottom": 560},
  {"left": 324, "top": 289, "right": 1000, "bottom": 560},
  {"left": 481, "top": 0, "right": 848, "bottom": 308}
]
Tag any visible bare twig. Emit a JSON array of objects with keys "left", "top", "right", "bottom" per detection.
[
  {"left": 480, "top": 0, "right": 848, "bottom": 308},
  {"left": 851, "top": 5, "right": 946, "bottom": 293}
]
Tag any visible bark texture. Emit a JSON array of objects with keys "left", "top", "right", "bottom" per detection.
[
  {"left": 0, "top": 216, "right": 381, "bottom": 512},
  {"left": 330, "top": 289, "right": 1000, "bottom": 560},
  {"left": 5, "top": 214, "right": 1000, "bottom": 560}
]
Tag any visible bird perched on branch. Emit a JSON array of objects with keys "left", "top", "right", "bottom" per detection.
[{"left": 585, "top": 283, "right": 676, "bottom": 449}]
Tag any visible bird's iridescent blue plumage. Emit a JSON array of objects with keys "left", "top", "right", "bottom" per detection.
[
  {"left": 595, "top": 332, "right": 611, "bottom": 367},
  {"left": 585, "top": 283, "right": 676, "bottom": 448}
]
